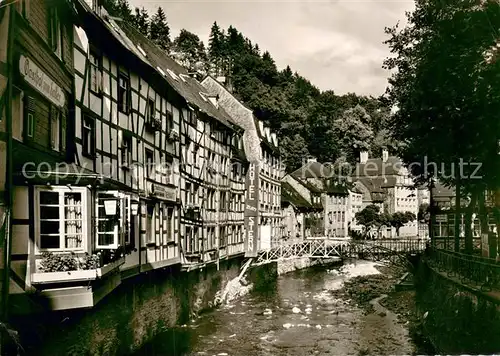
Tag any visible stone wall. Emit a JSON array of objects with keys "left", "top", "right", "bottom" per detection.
[
  {"left": 414, "top": 261, "right": 500, "bottom": 354},
  {"left": 10, "top": 257, "right": 245, "bottom": 356}
]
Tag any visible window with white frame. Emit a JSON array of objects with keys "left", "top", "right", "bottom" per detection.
[
  {"left": 118, "top": 71, "right": 130, "bottom": 114},
  {"left": 145, "top": 149, "right": 154, "bottom": 179},
  {"left": 48, "top": 7, "right": 62, "bottom": 59},
  {"left": 163, "top": 207, "right": 174, "bottom": 242},
  {"left": 82, "top": 114, "right": 96, "bottom": 157},
  {"left": 96, "top": 191, "right": 131, "bottom": 249},
  {"left": 89, "top": 47, "right": 102, "bottom": 94},
  {"left": 146, "top": 98, "right": 155, "bottom": 124},
  {"left": 36, "top": 186, "right": 87, "bottom": 251},
  {"left": 121, "top": 133, "right": 132, "bottom": 168},
  {"left": 50, "top": 105, "right": 60, "bottom": 151},
  {"left": 24, "top": 95, "right": 35, "bottom": 139},
  {"left": 147, "top": 204, "right": 155, "bottom": 244}
]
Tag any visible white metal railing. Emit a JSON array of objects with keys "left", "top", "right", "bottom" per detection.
[{"left": 253, "top": 237, "right": 428, "bottom": 265}]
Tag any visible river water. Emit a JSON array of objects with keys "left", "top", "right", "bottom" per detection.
[{"left": 135, "top": 261, "right": 414, "bottom": 356}]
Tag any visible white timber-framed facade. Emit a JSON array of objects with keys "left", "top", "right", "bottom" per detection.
[
  {"left": 116, "top": 21, "right": 248, "bottom": 269},
  {"left": 201, "top": 76, "right": 283, "bottom": 255}
]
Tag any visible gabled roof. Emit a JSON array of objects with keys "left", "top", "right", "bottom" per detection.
[
  {"left": 254, "top": 117, "right": 279, "bottom": 155},
  {"left": 281, "top": 181, "right": 312, "bottom": 209},
  {"left": 118, "top": 22, "right": 239, "bottom": 130},
  {"left": 291, "top": 161, "right": 332, "bottom": 179},
  {"left": 354, "top": 156, "right": 402, "bottom": 178},
  {"left": 432, "top": 181, "right": 455, "bottom": 199},
  {"left": 354, "top": 177, "right": 387, "bottom": 202},
  {"left": 74, "top": 1, "right": 241, "bottom": 132}
]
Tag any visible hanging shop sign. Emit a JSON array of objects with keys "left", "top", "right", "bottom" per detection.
[{"left": 244, "top": 163, "right": 260, "bottom": 257}]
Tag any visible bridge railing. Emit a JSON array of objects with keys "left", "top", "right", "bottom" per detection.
[{"left": 427, "top": 247, "right": 500, "bottom": 291}]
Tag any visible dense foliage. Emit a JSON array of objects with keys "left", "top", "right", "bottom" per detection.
[
  {"left": 384, "top": 0, "right": 500, "bottom": 252},
  {"left": 102, "top": 0, "right": 396, "bottom": 172},
  {"left": 355, "top": 204, "right": 416, "bottom": 237},
  {"left": 384, "top": 0, "right": 500, "bottom": 193}
]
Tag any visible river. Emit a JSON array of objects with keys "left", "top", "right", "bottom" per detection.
[{"left": 134, "top": 260, "right": 414, "bottom": 356}]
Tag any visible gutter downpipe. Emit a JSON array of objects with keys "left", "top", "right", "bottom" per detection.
[{"left": 2, "top": 2, "right": 15, "bottom": 323}]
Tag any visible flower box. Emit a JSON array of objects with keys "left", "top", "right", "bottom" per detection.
[{"left": 31, "top": 257, "right": 125, "bottom": 285}]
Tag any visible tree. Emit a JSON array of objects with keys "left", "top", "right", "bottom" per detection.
[
  {"left": 355, "top": 204, "right": 381, "bottom": 236},
  {"left": 418, "top": 203, "right": 430, "bottom": 222},
  {"left": 375, "top": 212, "right": 392, "bottom": 237},
  {"left": 103, "top": 0, "right": 132, "bottom": 21},
  {"left": 132, "top": 7, "right": 149, "bottom": 36},
  {"left": 149, "top": 7, "right": 171, "bottom": 52},
  {"left": 280, "top": 134, "right": 310, "bottom": 173},
  {"left": 172, "top": 29, "right": 207, "bottom": 73},
  {"left": 333, "top": 105, "right": 374, "bottom": 165},
  {"left": 389, "top": 212, "right": 416, "bottom": 237},
  {"left": 384, "top": 0, "right": 500, "bottom": 252},
  {"left": 208, "top": 22, "right": 225, "bottom": 75}
]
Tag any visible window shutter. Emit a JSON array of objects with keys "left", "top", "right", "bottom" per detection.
[{"left": 25, "top": 96, "right": 35, "bottom": 112}]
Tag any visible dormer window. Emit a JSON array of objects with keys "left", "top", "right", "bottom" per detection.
[{"left": 166, "top": 69, "right": 179, "bottom": 81}]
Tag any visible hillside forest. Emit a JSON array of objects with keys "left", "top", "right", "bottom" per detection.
[{"left": 103, "top": 0, "right": 398, "bottom": 173}]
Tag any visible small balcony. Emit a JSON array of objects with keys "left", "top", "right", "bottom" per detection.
[{"left": 145, "top": 117, "right": 162, "bottom": 132}]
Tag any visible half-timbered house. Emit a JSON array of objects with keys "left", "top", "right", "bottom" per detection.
[
  {"left": 72, "top": 0, "right": 186, "bottom": 284},
  {"left": 115, "top": 19, "right": 248, "bottom": 268},
  {"left": 0, "top": 0, "right": 89, "bottom": 313},
  {"left": 201, "top": 76, "right": 283, "bottom": 255}
]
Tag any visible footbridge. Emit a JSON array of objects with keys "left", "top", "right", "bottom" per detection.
[{"left": 252, "top": 238, "right": 429, "bottom": 268}]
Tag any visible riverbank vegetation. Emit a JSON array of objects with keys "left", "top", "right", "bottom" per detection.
[
  {"left": 331, "top": 264, "right": 435, "bottom": 355},
  {"left": 100, "top": 0, "right": 399, "bottom": 173}
]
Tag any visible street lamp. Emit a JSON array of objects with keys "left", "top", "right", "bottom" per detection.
[
  {"left": 104, "top": 198, "right": 119, "bottom": 216},
  {"left": 130, "top": 200, "right": 139, "bottom": 216}
]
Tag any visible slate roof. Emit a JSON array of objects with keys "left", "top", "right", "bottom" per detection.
[
  {"left": 281, "top": 181, "right": 312, "bottom": 209},
  {"left": 353, "top": 177, "right": 387, "bottom": 202},
  {"left": 74, "top": 1, "right": 241, "bottom": 132},
  {"left": 254, "top": 117, "right": 280, "bottom": 156},
  {"left": 353, "top": 156, "right": 402, "bottom": 178},
  {"left": 118, "top": 22, "right": 239, "bottom": 130},
  {"left": 432, "top": 181, "right": 455, "bottom": 200}
]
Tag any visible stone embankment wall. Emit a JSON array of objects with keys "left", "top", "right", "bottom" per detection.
[
  {"left": 414, "top": 261, "right": 500, "bottom": 354},
  {"left": 10, "top": 256, "right": 336, "bottom": 355},
  {"left": 11, "top": 257, "right": 245, "bottom": 356}
]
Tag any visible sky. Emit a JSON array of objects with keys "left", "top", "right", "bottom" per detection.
[{"left": 128, "top": 0, "right": 415, "bottom": 96}]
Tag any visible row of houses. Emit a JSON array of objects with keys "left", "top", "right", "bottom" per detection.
[
  {"left": 0, "top": 0, "right": 282, "bottom": 313},
  {"left": 281, "top": 151, "right": 426, "bottom": 239}
]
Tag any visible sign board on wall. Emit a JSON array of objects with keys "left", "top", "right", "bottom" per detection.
[
  {"left": 19, "top": 55, "right": 65, "bottom": 108},
  {"left": 244, "top": 163, "right": 260, "bottom": 257},
  {"left": 148, "top": 183, "right": 176, "bottom": 202}
]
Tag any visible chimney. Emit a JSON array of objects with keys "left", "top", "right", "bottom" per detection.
[
  {"left": 382, "top": 149, "right": 389, "bottom": 163},
  {"left": 359, "top": 151, "right": 368, "bottom": 164},
  {"left": 216, "top": 75, "right": 233, "bottom": 93}
]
